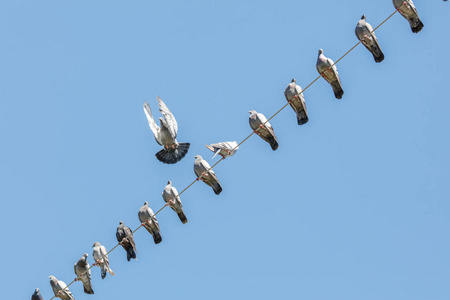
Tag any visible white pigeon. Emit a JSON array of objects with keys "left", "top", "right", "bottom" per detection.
[
  {"left": 92, "top": 242, "right": 115, "bottom": 279},
  {"left": 143, "top": 97, "right": 190, "bottom": 164},
  {"left": 49, "top": 275, "right": 75, "bottom": 300},
  {"left": 284, "top": 79, "right": 309, "bottom": 125},
  {"left": 194, "top": 155, "right": 222, "bottom": 195},
  {"left": 205, "top": 141, "right": 239, "bottom": 159},
  {"left": 316, "top": 49, "right": 344, "bottom": 99},
  {"left": 249, "top": 110, "right": 278, "bottom": 151},
  {"left": 162, "top": 180, "right": 188, "bottom": 224},
  {"left": 355, "top": 15, "right": 384, "bottom": 63},
  {"left": 138, "top": 201, "right": 162, "bottom": 244}
]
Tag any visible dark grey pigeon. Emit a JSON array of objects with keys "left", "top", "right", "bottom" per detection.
[
  {"left": 138, "top": 201, "right": 162, "bottom": 243},
  {"left": 162, "top": 180, "right": 188, "bottom": 224},
  {"left": 284, "top": 79, "right": 309, "bottom": 125},
  {"left": 355, "top": 15, "right": 384, "bottom": 63},
  {"left": 32, "top": 288, "right": 44, "bottom": 300},
  {"left": 205, "top": 141, "right": 239, "bottom": 159},
  {"left": 49, "top": 275, "right": 75, "bottom": 300},
  {"left": 194, "top": 155, "right": 222, "bottom": 195},
  {"left": 74, "top": 253, "right": 94, "bottom": 294},
  {"left": 249, "top": 110, "right": 278, "bottom": 150},
  {"left": 316, "top": 49, "right": 344, "bottom": 99},
  {"left": 92, "top": 242, "right": 114, "bottom": 279},
  {"left": 116, "top": 221, "right": 137, "bottom": 261},
  {"left": 143, "top": 97, "right": 190, "bottom": 164},
  {"left": 393, "top": 0, "right": 423, "bottom": 33}
]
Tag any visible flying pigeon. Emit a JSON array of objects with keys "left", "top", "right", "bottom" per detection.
[
  {"left": 49, "top": 275, "right": 75, "bottom": 300},
  {"left": 205, "top": 141, "right": 239, "bottom": 159},
  {"left": 92, "top": 242, "right": 114, "bottom": 279},
  {"left": 116, "top": 221, "right": 137, "bottom": 261},
  {"left": 32, "top": 288, "right": 44, "bottom": 300},
  {"left": 143, "top": 97, "right": 190, "bottom": 164},
  {"left": 284, "top": 79, "right": 309, "bottom": 125},
  {"left": 249, "top": 110, "right": 278, "bottom": 150},
  {"left": 194, "top": 155, "right": 222, "bottom": 195},
  {"left": 138, "top": 201, "right": 163, "bottom": 243},
  {"left": 355, "top": 15, "right": 385, "bottom": 63},
  {"left": 316, "top": 49, "right": 344, "bottom": 99},
  {"left": 393, "top": 0, "right": 424, "bottom": 33},
  {"left": 162, "top": 180, "right": 188, "bottom": 224},
  {"left": 74, "top": 253, "right": 94, "bottom": 294}
]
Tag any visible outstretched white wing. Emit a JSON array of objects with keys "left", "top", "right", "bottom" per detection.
[
  {"left": 143, "top": 102, "right": 162, "bottom": 145},
  {"left": 157, "top": 97, "right": 178, "bottom": 139}
]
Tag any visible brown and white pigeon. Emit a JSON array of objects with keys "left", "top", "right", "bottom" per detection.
[
  {"left": 355, "top": 15, "right": 384, "bottom": 63},
  {"left": 74, "top": 253, "right": 94, "bottom": 294},
  {"left": 116, "top": 221, "right": 137, "bottom": 261},
  {"left": 393, "top": 0, "right": 424, "bottom": 33},
  {"left": 316, "top": 49, "right": 344, "bottom": 99},
  {"left": 92, "top": 242, "right": 114, "bottom": 279},
  {"left": 138, "top": 201, "right": 163, "bottom": 243},
  {"left": 284, "top": 79, "right": 309, "bottom": 125},
  {"left": 194, "top": 155, "right": 222, "bottom": 195},
  {"left": 49, "top": 276, "right": 75, "bottom": 300},
  {"left": 249, "top": 110, "right": 278, "bottom": 150},
  {"left": 162, "top": 181, "right": 188, "bottom": 224}
]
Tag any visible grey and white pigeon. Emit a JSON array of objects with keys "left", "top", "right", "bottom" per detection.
[
  {"left": 393, "top": 0, "right": 423, "bottom": 33},
  {"left": 49, "top": 275, "right": 75, "bottom": 300},
  {"left": 138, "top": 201, "right": 163, "bottom": 243},
  {"left": 116, "top": 221, "right": 137, "bottom": 261},
  {"left": 284, "top": 79, "right": 309, "bottom": 125},
  {"left": 316, "top": 49, "right": 344, "bottom": 99},
  {"left": 162, "top": 180, "right": 188, "bottom": 224},
  {"left": 143, "top": 97, "right": 190, "bottom": 164},
  {"left": 32, "top": 288, "right": 44, "bottom": 300},
  {"left": 355, "top": 15, "right": 384, "bottom": 63},
  {"left": 74, "top": 253, "right": 94, "bottom": 294},
  {"left": 249, "top": 110, "right": 278, "bottom": 151},
  {"left": 205, "top": 141, "right": 239, "bottom": 159},
  {"left": 92, "top": 242, "right": 114, "bottom": 279},
  {"left": 194, "top": 155, "right": 222, "bottom": 195}
]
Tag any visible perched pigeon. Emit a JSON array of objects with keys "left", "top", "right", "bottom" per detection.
[
  {"left": 32, "top": 288, "right": 44, "bottom": 300},
  {"left": 393, "top": 0, "right": 423, "bottom": 33},
  {"left": 316, "top": 49, "right": 344, "bottom": 99},
  {"left": 143, "top": 97, "right": 190, "bottom": 164},
  {"left": 92, "top": 242, "right": 114, "bottom": 279},
  {"left": 162, "top": 180, "right": 188, "bottom": 224},
  {"left": 74, "top": 253, "right": 94, "bottom": 294},
  {"left": 284, "top": 79, "right": 309, "bottom": 125},
  {"left": 49, "top": 275, "right": 75, "bottom": 300},
  {"left": 138, "top": 201, "right": 163, "bottom": 243},
  {"left": 249, "top": 110, "right": 278, "bottom": 150},
  {"left": 205, "top": 141, "right": 239, "bottom": 159},
  {"left": 194, "top": 155, "right": 222, "bottom": 195},
  {"left": 355, "top": 15, "right": 384, "bottom": 63},
  {"left": 116, "top": 221, "right": 137, "bottom": 261}
]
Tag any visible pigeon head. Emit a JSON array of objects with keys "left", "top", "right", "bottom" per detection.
[
  {"left": 167, "top": 180, "right": 172, "bottom": 185},
  {"left": 291, "top": 78, "right": 296, "bottom": 83},
  {"left": 49, "top": 275, "right": 57, "bottom": 282},
  {"left": 361, "top": 15, "right": 366, "bottom": 20},
  {"left": 119, "top": 221, "right": 124, "bottom": 225},
  {"left": 92, "top": 241, "right": 100, "bottom": 247},
  {"left": 194, "top": 155, "right": 203, "bottom": 160},
  {"left": 144, "top": 201, "right": 148, "bottom": 206},
  {"left": 34, "top": 288, "right": 40, "bottom": 294},
  {"left": 318, "top": 49, "right": 324, "bottom": 55},
  {"left": 83, "top": 253, "right": 88, "bottom": 259},
  {"left": 248, "top": 110, "right": 256, "bottom": 114}
]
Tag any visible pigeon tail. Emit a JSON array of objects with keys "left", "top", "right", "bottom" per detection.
[
  {"left": 410, "top": 18, "right": 424, "bottom": 33},
  {"left": 371, "top": 45, "right": 385, "bottom": 63},
  {"left": 331, "top": 81, "right": 344, "bottom": 99},
  {"left": 126, "top": 247, "right": 136, "bottom": 261},
  {"left": 177, "top": 211, "right": 188, "bottom": 224},
  {"left": 297, "top": 112, "right": 309, "bottom": 125},
  {"left": 269, "top": 137, "right": 278, "bottom": 151},
  {"left": 101, "top": 266, "right": 107, "bottom": 279},
  {"left": 153, "top": 231, "right": 162, "bottom": 244},
  {"left": 83, "top": 284, "right": 94, "bottom": 295},
  {"left": 155, "top": 143, "right": 190, "bottom": 164},
  {"left": 212, "top": 181, "right": 223, "bottom": 195}
]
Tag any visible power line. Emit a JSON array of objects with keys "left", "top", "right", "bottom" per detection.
[{"left": 47, "top": 6, "right": 400, "bottom": 300}]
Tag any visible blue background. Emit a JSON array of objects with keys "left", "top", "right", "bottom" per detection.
[{"left": 0, "top": 1, "right": 449, "bottom": 299}]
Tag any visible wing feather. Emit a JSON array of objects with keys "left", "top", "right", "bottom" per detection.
[
  {"left": 143, "top": 102, "right": 162, "bottom": 145},
  {"left": 157, "top": 97, "right": 178, "bottom": 139}
]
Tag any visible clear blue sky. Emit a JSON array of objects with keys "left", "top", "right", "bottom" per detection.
[{"left": 1, "top": 1, "right": 449, "bottom": 299}]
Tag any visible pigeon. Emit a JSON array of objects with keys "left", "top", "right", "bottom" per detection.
[
  {"left": 393, "top": 0, "right": 424, "bottom": 33},
  {"left": 355, "top": 15, "right": 385, "bottom": 63},
  {"left": 49, "top": 275, "right": 75, "bottom": 300},
  {"left": 162, "top": 180, "right": 188, "bottom": 224},
  {"left": 205, "top": 141, "right": 239, "bottom": 159},
  {"left": 248, "top": 110, "right": 278, "bottom": 150},
  {"left": 138, "top": 201, "right": 163, "bottom": 243},
  {"left": 284, "top": 79, "right": 309, "bottom": 125},
  {"left": 32, "top": 288, "right": 44, "bottom": 300},
  {"left": 116, "top": 221, "right": 137, "bottom": 261},
  {"left": 92, "top": 242, "right": 114, "bottom": 279},
  {"left": 143, "top": 97, "right": 190, "bottom": 164},
  {"left": 74, "top": 253, "right": 94, "bottom": 294},
  {"left": 194, "top": 155, "right": 222, "bottom": 195},
  {"left": 316, "top": 49, "right": 344, "bottom": 99}
]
